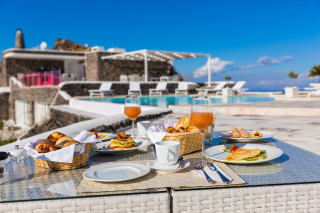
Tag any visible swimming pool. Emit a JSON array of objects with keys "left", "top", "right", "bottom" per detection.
[{"left": 81, "top": 96, "right": 276, "bottom": 108}]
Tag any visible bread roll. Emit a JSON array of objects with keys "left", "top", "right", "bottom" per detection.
[
  {"left": 55, "top": 136, "right": 73, "bottom": 148},
  {"left": 61, "top": 140, "right": 80, "bottom": 148},
  {"left": 47, "top": 132, "right": 65, "bottom": 143},
  {"left": 35, "top": 141, "right": 58, "bottom": 153}
]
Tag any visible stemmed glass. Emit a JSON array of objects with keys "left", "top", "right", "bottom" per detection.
[
  {"left": 191, "top": 95, "right": 214, "bottom": 164},
  {"left": 124, "top": 95, "right": 141, "bottom": 138}
]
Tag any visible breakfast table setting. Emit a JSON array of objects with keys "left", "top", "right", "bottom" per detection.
[{"left": 1, "top": 95, "right": 320, "bottom": 213}]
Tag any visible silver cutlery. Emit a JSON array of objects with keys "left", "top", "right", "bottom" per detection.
[
  {"left": 208, "top": 162, "right": 232, "bottom": 183},
  {"left": 193, "top": 159, "right": 216, "bottom": 184},
  {"left": 178, "top": 156, "right": 184, "bottom": 168}
]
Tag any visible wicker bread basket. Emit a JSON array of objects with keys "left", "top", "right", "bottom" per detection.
[
  {"left": 162, "top": 130, "right": 208, "bottom": 155},
  {"left": 33, "top": 144, "right": 91, "bottom": 170}
]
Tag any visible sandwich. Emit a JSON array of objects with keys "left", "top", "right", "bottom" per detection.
[{"left": 108, "top": 132, "right": 136, "bottom": 150}]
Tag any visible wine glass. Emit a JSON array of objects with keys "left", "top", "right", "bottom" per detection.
[
  {"left": 191, "top": 95, "right": 214, "bottom": 164},
  {"left": 124, "top": 95, "right": 141, "bottom": 138}
]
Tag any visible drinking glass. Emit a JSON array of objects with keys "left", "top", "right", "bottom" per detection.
[
  {"left": 124, "top": 95, "right": 141, "bottom": 138},
  {"left": 191, "top": 95, "right": 214, "bottom": 164}
]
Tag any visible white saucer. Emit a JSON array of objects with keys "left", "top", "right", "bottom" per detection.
[
  {"left": 146, "top": 160, "right": 190, "bottom": 173},
  {"left": 133, "top": 135, "right": 149, "bottom": 139}
]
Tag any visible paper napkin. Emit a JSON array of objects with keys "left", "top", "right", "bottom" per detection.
[
  {"left": 191, "top": 163, "right": 232, "bottom": 183},
  {"left": 147, "top": 120, "right": 177, "bottom": 144}
]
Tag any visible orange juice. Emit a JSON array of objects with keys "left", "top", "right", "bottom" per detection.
[
  {"left": 124, "top": 106, "right": 141, "bottom": 121},
  {"left": 191, "top": 112, "right": 214, "bottom": 132}
]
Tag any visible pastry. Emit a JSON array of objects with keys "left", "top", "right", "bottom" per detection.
[
  {"left": 239, "top": 128, "right": 250, "bottom": 138},
  {"left": 177, "top": 127, "right": 187, "bottom": 133},
  {"left": 164, "top": 126, "right": 177, "bottom": 133},
  {"left": 47, "top": 132, "right": 65, "bottom": 143},
  {"left": 35, "top": 140, "right": 58, "bottom": 153},
  {"left": 187, "top": 122, "right": 198, "bottom": 132},
  {"left": 55, "top": 136, "right": 73, "bottom": 148},
  {"left": 175, "top": 116, "right": 191, "bottom": 130},
  {"left": 61, "top": 140, "right": 80, "bottom": 148},
  {"left": 231, "top": 127, "right": 241, "bottom": 138},
  {"left": 250, "top": 131, "right": 262, "bottom": 138}
]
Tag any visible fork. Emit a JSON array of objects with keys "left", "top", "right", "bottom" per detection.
[
  {"left": 208, "top": 163, "right": 232, "bottom": 183},
  {"left": 193, "top": 159, "right": 216, "bottom": 184}
]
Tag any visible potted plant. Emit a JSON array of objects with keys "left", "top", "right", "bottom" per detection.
[
  {"left": 285, "top": 71, "right": 299, "bottom": 97},
  {"left": 222, "top": 76, "right": 232, "bottom": 96}
]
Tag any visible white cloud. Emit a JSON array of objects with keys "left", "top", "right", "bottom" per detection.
[
  {"left": 233, "top": 55, "right": 293, "bottom": 70},
  {"left": 257, "top": 56, "right": 280, "bottom": 65},
  {"left": 281, "top": 55, "right": 293, "bottom": 62},
  {"left": 193, "top": 58, "right": 233, "bottom": 78}
]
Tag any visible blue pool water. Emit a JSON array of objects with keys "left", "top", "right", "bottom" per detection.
[{"left": 81, "top": 96, "right": 276, "bottom": 108}]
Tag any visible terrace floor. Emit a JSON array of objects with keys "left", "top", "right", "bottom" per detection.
[{"left": 136, "top": 113, "right": 320, "bottom": 155}]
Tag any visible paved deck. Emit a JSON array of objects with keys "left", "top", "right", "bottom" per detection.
[
  {"left": 170, "top": 100, "right": 320, "bottom": 116},
  {"left": 216, "top": 100, "right": 320, "bottom": 108}
]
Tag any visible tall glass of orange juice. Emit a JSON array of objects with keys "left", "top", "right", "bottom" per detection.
[
  {"left": 191, "top": 95, "right": 214, "bottom": 163},
  {"left": 124, "top": 94, "right": 141, "bottom": 138}
]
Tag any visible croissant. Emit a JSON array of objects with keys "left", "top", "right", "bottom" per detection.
[{"left": 47, "top": 132, "right": 65, "bottom": 143}]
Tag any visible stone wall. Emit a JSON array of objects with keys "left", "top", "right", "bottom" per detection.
[
  {"left": 60, "top": 82, "right": 199, "bottom": 96},
  {"left": 86, "top": 52, "right": 176, "bottom": 81},
  {"left": 1, "top": 57, "right": 64, "bottom": 86},
  {"left": 0, "top": 92, "right": 9, "bottom": 119},
  {"left": 8, "top": 79, "right": 69, "bottom": 124}
]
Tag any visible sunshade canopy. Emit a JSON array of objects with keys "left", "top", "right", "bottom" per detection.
[{"left": 101, "top": 49, "right": 212, "bottom": 85}]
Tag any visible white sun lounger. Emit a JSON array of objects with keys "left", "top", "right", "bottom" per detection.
[
  {"left": 175, "top": 82, "right": 189, "bottom": 95},
  {"left": 89, "top": 83, "right": 114, "bottom": 97},
  {"left": 128, "top": 82, "right": 142, "bottom": 96},
  {"left": 216, "top": 81, "right": 249, "bottom": 95},
  {"left": 231, "top": 81, "right": 249, "bottom": 94},
  {"left": 305, "top": 83, "right": 320, "bottom": 97},
  {"left": 196, "top": 82, "right": 227, "bottom": 95},
  {"left": 149, "top": 82, "right": 168, "bottom": 96}
]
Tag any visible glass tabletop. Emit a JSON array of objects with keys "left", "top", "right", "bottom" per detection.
[
  {"left": 0, "top": 145, "right": 165, "bottom": 203},
  {"left": 173, "top": 132, "right": 320, "bottom": 191},
  {"left": 2, "top": 132, "right": 320, "bottom": 203}
]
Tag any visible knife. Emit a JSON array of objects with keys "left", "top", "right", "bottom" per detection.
[{"left": 208, "top": 163, "right": 232, "bottom": 183}]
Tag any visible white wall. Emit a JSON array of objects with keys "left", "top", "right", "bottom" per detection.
[{"left": 64, "top": 60, "right": 85, "bottom": 80}]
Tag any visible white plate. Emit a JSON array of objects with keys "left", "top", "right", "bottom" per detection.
[
  {"left": 205, "top": 143, "right": 283, "bottom": 164},
  {"left": 216, "top": 131, "right": 275, "bottom": 142},
  {"left": 83, "top": 163, "right": 150, "bottom": 182},
  {"left": 95, "top": 139, "right": 152, "bottom": 154},
  {"left": 72, "top": 132, "right": 115, "bottom": 141},
  {"left": 146, "top": 160, "right": 190, "bottom": 173}
]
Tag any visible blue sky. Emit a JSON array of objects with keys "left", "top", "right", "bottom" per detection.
[{"left": 1, "top": 0, "right": 320, "bottom": 90}]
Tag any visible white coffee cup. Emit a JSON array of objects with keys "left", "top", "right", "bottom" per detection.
[
  {"left": 155, "top": 141, "right": 181, "bottom": 166},
  {"left": 137, "top": 121, "right": 153, "bottom": 136}
]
